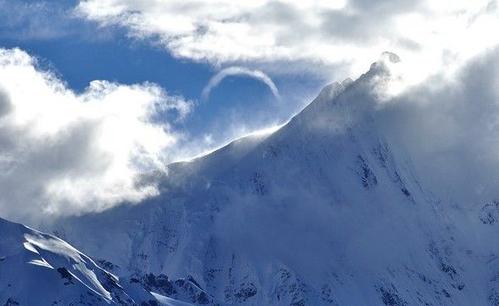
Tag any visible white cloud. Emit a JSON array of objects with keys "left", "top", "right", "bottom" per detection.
[
  {"left": 201, "top": 66, "right": 280, "bottom": 101},
  {"left": 0, "top": 48, "right": 192, "bottom": 221},
  {"left": 77, "top": 0, "right": 499, "bottom": 91}
]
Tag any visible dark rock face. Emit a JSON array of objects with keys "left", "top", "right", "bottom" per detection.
[
  {"left": 377, "top": 285, "right": 407, "bottom": 306},
  {"left": 57, "top": 267, "right": 74, "bottom": 285},
  {"left": 234, "top": 282, "right": 257, "bottom": 302},
  {"left": 357, "top": 155, "right": 378, "bottom": 188},
  {"left": 479, "top": 200, "right": 499, "bottom": 224},
  {"left": 131, "top": 273, "right": 214, "bottom": 305},
  {"left": 134, "top": 273, "right": 177, "bottom": 296},
  {"left": 2, "top": 298, "right": 19, "bottom": 306},
  {"left": 250, "top": 171, "right": 268, "bottom": 195},
  {"left": 489, "top": 288, "right": 499, "bottom": 306}
]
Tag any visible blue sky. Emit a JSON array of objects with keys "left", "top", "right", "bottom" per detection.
[{"left": 0, "top": 0, "right": 324, "bottom": 148}]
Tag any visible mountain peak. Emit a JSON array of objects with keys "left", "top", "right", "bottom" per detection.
[{"left": 288, "top": 57, "right": 396, "bottom": 135}]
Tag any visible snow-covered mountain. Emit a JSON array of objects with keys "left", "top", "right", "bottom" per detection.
[
  {"left": 0, "top": 216, "right": 173, "bottom": 305},
  {"left": 25, "top": 59, "right": 499, "bottom": 305}
]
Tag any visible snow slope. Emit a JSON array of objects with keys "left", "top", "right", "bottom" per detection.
[
  {"left": 0, "top": 217, "right": 165, "bottom": 305},
  {"left": 47, "top": 60, "right": 499, "bottom": 305}
]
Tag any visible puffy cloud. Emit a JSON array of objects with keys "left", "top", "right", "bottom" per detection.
[
  {"left": 0, "top": 48, "right": 192, "bottom": 221},
  {"left": 77, "top": 0, "right": 499, "bottom": 90},
  {"left": 201, "top": 66, "right": 280, "bottom": 101}
]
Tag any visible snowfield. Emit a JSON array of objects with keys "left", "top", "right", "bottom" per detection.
[{"left": 0, "top": 216, "right": 179, "bottom": 305}]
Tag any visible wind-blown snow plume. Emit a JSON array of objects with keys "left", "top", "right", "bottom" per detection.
[
  {"left": 201, "top": 66, "right": 280, "bottom": 101},
  {"left": 377, "top": 49, "right": 499, "bottom": 206},
  {"left": 0, "top": 48, "right": 192, "bottom": 221}
]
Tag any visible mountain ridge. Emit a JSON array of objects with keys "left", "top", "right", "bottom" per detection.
[
  {"left": 3, "top": 59, "right": 496, "bottom": 305},
  {"left": 0, "top": 216, "right": 167, "bottom": 305},
  {"left": 48, "top": 60, "right": 480, "bottom": 305}
]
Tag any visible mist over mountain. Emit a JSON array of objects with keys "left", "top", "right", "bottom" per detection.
[{"left": 0, "top": 54, "right": 492, "bottom": 305}]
